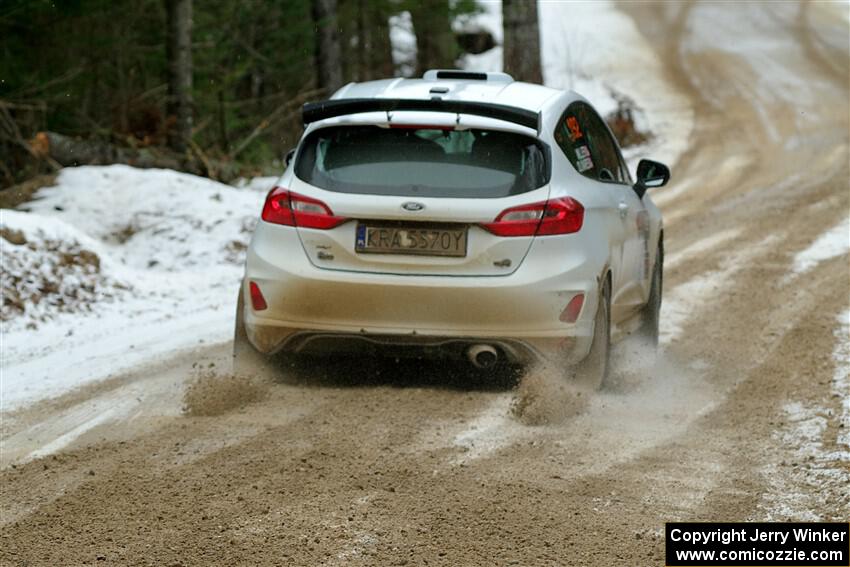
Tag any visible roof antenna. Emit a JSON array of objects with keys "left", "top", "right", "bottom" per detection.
[
  {"left": 386, "top": 110, "right": 393, "bottom": 124},
  {"left": 456, "top": 113, "right": 461, "bottom": 127}
]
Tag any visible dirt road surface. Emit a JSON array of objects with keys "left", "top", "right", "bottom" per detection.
[{"left": 2, "top": 2, "right": 848, "bottom": 565}]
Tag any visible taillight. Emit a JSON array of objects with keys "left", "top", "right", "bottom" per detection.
[
  {"left": 261, "top": 187, "right": 347, "bottom": 230},
  {"left": 480, "top": 197, "right": 584, "bottom": 237}
]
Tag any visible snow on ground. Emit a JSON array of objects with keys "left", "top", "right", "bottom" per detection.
[
  {"left": 760, "top": 310, "right": 850, "bottom": 520},
  {"left": 459, "top": 0, "right": 694, "bottom": 170},
  {"left": 833, "top": 310, "right": 850, "bottom": 450},
  {"left": 661, "top": 235, "right": 779, "bottom": 345},
  {"left": 1, "top": 211, "right": 128, "bottom": 323},
  {"left": 1, "top": 165, "right": 266, "bottom": 411},
  {"left": 449, "top": 395, "right": 520, "bottom": 465},
  {"left": 233, "top": 176, "right": 278, "bottom": 194},
  {"left": 790, "top": 217, "right": 850, "bottom": 275}
]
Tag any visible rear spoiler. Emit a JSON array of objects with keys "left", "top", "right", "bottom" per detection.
[{"left": 301, "top": 98, "right": 541, "bottom": 133}]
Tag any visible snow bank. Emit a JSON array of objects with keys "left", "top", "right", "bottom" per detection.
[
  {"left": 23, "top": 166, "right": 261, "bottom": 273},
  {"left": 1, "top": 165, "right": 266, "bottom": 411},
  {"left": 459, "top": 0, "right": 694, "bottom": 170},
  {"left": 1, "top": 211, "right": 128, "bottom": 324}
]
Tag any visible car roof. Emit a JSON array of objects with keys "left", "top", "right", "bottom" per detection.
[{"left": 332, "top": 72, "right": 566, "bottom": 114}]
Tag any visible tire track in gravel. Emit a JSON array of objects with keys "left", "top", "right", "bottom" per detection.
[{"left": 2, "top": 1, "right": 848, "bottom": 564}]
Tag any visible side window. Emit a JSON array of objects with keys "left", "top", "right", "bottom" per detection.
[
  {"left": 554, "top": 102, "right": 628, "bottom": 184},
  {"left": 554, "top": 103, "right": 598, "bottom": 178},
  {"left": 579, "top": 104, "right": 625, "bottom": 183}
]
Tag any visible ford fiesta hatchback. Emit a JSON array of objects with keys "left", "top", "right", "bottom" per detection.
[{"left": 234, "top": 69, "right": 670, "bottom": 388}]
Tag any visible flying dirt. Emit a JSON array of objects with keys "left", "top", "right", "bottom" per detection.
[{"left": 2, "top": 2, "right": 848, "bottom": 565}]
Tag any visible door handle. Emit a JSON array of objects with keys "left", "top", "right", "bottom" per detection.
[{"left": 618, "top": 202, "right": 629, "bottom": 219}]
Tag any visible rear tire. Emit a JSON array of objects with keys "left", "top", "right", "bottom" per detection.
[
  {"left": 233, "top": 283, "right": 273, "bottom": 379},
  {"left": 573, "top": 277, "right": 611, "bottom": 390},
  {"left": 637, "top": 245, "right": 663, "bottom": 347}
]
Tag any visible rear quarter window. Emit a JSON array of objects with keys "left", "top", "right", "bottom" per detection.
[{"left": 554, "top": 102, "right": 629, "bottom": 184}]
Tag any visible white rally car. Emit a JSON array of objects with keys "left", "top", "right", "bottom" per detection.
[{"left": 235, "top": 70, "right": 669, "bottom": 388}]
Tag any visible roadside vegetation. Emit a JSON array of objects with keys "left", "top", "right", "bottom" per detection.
[
  {"left": 0, "top": 0, "right": 482, "bottom": 188},
  {"left": 0, "top": 0, "right": 649, "bottom": 192}
]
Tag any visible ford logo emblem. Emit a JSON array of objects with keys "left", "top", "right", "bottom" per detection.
[{"left": 402, "top": 202, "right": 425, "bottom": 212}]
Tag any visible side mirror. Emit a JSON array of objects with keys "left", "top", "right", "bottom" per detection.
[
  {"left": 285, "top": 148, "right": 296, "bottom": 167},
  {"left": 634, "top": 159, "right": 670, "bottom": 198}
]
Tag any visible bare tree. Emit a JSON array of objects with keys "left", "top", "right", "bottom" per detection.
[
  {"left": 502, "top": 0, "right": 542, "bottom": 84},
  {"left": 165, "top": 0, "right": 193, "bottom": 153},
  {"left": 312, "top": 0, "right": 343, "bottom": 94}
]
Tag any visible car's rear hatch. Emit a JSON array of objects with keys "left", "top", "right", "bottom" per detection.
[{"left": 285, "top": 122, "right": 552, "bottom": 277}]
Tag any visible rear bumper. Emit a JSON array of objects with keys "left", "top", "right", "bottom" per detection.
[
  {"left": 244, "top": 323, "right": 589, "bottom": 365},
  {"left": 251, "top": 331, "right": 556, "bottom": 365},
  {"left": 243, "top": 225, "right": 605, "bottom": 364}
]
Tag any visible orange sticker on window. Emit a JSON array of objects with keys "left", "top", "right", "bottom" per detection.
[{"left": 566, "top": 116, "right": 582, "bottom": 141}]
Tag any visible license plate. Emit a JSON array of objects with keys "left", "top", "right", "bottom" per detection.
[{"left": 355, "top": 224, "right": 467, "bottom": 257}]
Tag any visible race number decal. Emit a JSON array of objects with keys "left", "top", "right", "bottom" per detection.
[{"left": 566, "top": 116, "right": 583, "bottom": 141}]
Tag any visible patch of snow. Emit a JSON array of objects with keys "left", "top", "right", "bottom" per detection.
[
  {"left": 760, "top": 311, "right": 850, "bottom": 520},
  {"left": 232, "top": 176, "right": 279, "bottom": 194},
  {"left": 1, "top": 165, "right": 264, "bottom": 411},
  {"left": 22, "top": 166, "right": 259, "bottom": 273},
  {"left": 790, "top": 217, "right": 850, "bottom": 275},
  {"left": 833, "top": 310, "right": 850, "bottom": 449},
  {"left": 683, "top": 1, "right": 839, "bottom": 135},
  {"left": 761, "top": 401, "right": 850, "bottom": 520},
  {"left": 1, "top": 211, "right": 129, "bottom": 323},
  {"left": 450, "top": 394, "right": 522, "bottom": 465},
  {"left": 27, "top": 403, "right": 126, "bottom": 460},
  {"left": 389, "top": 10, "right": 417, "bottom": 78},
  {"left": 654, "top": 155, "right": 755, "bottom": 210},
  {"left": 661, "top": 236, "right": 778, "bottom": 344},
  {"left": 664, "top": 228, "right": 742, "bottom": 270}
]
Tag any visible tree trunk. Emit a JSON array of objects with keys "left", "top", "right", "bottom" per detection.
[
  {"left": 369, "top": 3, "right": 395, "bottom": 79},
  {"left": 410, "top": 1, "right": 455, "bottom": 76},
  {"left": 165, "top": 0, "right": 193, "bottom": 153},
  {"left": 502, "top": 0, "right": 542, "bottom": 84},
  {"left": 312, "top": 0, "right": 343, "bottom": 94},
  {"left": 355, "top": 0, "right": 367, "bottom": 81}
]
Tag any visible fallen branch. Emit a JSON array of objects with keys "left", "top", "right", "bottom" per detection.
[
  {"left": 0, "top": 106, "right": 61, "bottom": 171},
  {"left": 228, "top": 87, "right": 325, "bottom": 160}
]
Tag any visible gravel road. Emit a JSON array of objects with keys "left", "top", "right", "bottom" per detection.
[{"left": 2, "top": 2, "right": 848, "bottom": 565}]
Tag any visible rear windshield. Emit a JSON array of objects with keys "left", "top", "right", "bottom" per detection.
[{"left": 294, "top": 125, "right": 550, "bottom": 198}]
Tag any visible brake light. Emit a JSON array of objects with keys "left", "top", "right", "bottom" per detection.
[
  {"left": 388, "top": 124, "right": 455, "bottom": 130},
  {"left": 261, "top": 187, "right": 347, "bottom": 230},
  {"left": 480, "top": 197, "right": 584, "bottom": 237}
]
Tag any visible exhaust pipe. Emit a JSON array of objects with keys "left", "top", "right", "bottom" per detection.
[{"left": 467, "top": 344, "right": 498, "bottom": 369}]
